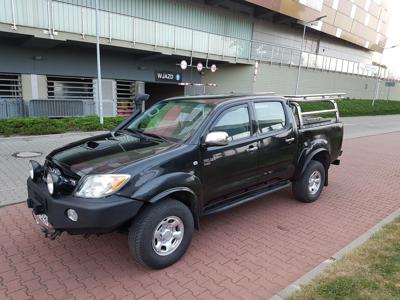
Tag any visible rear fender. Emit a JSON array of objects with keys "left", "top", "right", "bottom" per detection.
[{"left": 294, "top": 141, "right": 331, "bottom": 185}]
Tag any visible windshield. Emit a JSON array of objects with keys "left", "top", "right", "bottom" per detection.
[{"left": 126, "top": 101, "right": 213, "bottom": 142}]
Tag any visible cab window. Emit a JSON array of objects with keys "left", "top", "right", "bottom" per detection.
[
  {"left": 254, "top": 102, "right": 286, "bottom": 134},
  {"left": 211, "top": 105, "right": 251, "bottom": 140}
]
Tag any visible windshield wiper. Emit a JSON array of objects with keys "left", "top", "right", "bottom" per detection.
[
  {"left": 119, "top": 128, "right": 170, "bottom": 143},
  {"left": 116, "top": 128, "right": 148, "bottom": 139},
  {"left": 140, "top": 131, "right": 171, "bottom": 142}
]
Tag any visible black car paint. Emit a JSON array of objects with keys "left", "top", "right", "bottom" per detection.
[
  {"left": 27, "top": 178, "right": 143, "bottom": 234},
  {"left": 27, "top": 95, "right": 343, "bottom": 235}
]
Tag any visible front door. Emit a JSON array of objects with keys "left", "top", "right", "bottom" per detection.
[{"left": 201, "top": 104, "right": 261, "bottom": 206}]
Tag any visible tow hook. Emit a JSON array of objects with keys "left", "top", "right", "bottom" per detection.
[
  {"left": 32, "top": 212, "right": 62, "bottom": 240},
  {"left": 42, "top": 228, "right": 62, "bottom": 240}
]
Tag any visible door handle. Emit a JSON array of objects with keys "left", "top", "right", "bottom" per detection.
[
  {"left": 285, "top": 138, "right": 295, "bottom": 144},
  {"left": 246, "top": 146, "right": 258, "bottom": 152}
]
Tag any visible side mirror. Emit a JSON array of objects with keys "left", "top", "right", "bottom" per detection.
[{"left": 205, "top": 131, "right": 231, "bottom": 146}]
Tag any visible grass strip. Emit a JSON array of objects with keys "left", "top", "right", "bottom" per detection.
[
  {"left": 0, "top": 116, "right": 126, "bottom": 137},
  {"left": 289, "top": 217, "right": 400, "bottom": 300}
]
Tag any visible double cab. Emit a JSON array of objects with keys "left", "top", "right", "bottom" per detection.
[{"left": 27, "top": 93, "right": 343, "bottom": 269}]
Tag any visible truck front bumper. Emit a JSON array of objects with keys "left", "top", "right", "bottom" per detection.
[{"left": 26, "top": 178, "right": 144, "bottom": 237}]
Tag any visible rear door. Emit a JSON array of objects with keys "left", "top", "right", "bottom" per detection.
[
  {"left": 253, "top": 100, "right": 297, "bottom": 182},
  {"left": 201, "top": 104, "right": 261, "bottom": 205}
]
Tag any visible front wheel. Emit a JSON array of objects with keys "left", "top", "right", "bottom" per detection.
[
  {"left": 292, "top": 160, "right": 326, "bottom": 203},
  {"left": 128, "top": 199, "right": 194, "bottom": 269}
]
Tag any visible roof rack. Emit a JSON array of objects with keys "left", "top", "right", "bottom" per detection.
[
  {"left": 227, "top": 91, "right": 276, "bottom": 97},
  {"left": 285, "top": 93, "right": 346, "bottom": 102},
  {"left": 165, "top": 92, "right": 276, "bottom": 102},
  {"left": 164, "top": 94, "right": 235, "bottom": 101},
  {"left": 285, "top": 93, "right": 346, "bottom": 128}
]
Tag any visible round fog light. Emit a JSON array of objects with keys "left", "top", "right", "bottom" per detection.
[{"left": 67, "top": 209, "right": 78, "bottom": 222}]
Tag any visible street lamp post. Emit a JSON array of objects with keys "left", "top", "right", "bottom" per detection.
[
  {"left": 372, "top": 45, "right": 398, "bottom": 106},
  {"left": 295, "top": 15, "right": 326, "bottom": 95},
  {"left": 95, "top": 0, "right": 104, "bottom": 124}
]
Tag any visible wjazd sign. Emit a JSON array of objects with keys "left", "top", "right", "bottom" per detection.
[{"left": 155, "top": 71, "right": 182, "bottom": 83}]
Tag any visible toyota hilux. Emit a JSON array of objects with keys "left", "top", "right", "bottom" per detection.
[{"left": 27, "top": 92, "right": 344, "bottom": 269}]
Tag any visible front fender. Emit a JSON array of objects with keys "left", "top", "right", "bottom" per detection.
[
  {"left": 131, "top": 172, "right": 202, "bottom": 229},
  {"left": 131, "top": 172, "right": 202, "bottom": 203}
]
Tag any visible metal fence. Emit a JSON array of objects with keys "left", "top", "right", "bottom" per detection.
[
  {"left": 28, "top": 99, "right": 96, "bottom": 117},
  {"left": 0, "top": 98, "right": 25, "bottom": 118},
  {"left": 0, "top": 98, "right": 96, "bottom": 118}
]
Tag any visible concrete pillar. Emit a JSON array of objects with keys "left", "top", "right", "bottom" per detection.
[
  {"left": 135, "top": 81, "right": 145, "bottom": 94},
  {"left": 93, "top": 79, "right": 117, "bottom": 117},
  {"left": 21, "top": 74, "right": 47, "bottom": 100}
]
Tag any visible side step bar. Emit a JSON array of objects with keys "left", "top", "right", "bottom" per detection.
[{"left": 203, "top": 181, "right": 291, "bottom": 216}]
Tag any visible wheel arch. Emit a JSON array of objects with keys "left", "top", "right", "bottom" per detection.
[
  {"left": 295, "top": 148, "right": 331, "bottom": 186},
  {"left": 149, "top": 187, "right": 200, "bottom": 230},
  {"left": 130, "top": 172, "right": 202, "bottom": 229}
]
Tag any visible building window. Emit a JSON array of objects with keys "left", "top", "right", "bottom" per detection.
[
  {"left": 116, "top": 80, "right": 136, "bottom": 116},
  {"left": 365, "top": 0, "right": 371, "bottom": 11},
  {"left": 377, "top": 19, "right": 382, "bottom": 32},
  {"left": 365, "top": 13, "right": 370, "bottom": 26},
  {"left": 350, "top": 4, "right": 356, "bottom": 19},
  {"left": 47, "top": 76, "right": 94, "bottom": 99},
  {"left": 0, "top": 73, "right": 22, "bottom": 99},
  {"left": 332, "top": 0, "right": 339, "bottom": 10},
  {"left": 299, "top": 0, "right": 323, "bottom": 11}
]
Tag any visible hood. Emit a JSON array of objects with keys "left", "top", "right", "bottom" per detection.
[{"left": 49, "top": 131, "right": 178, "bottom": 176}]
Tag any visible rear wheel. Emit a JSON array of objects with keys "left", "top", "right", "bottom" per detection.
[
  {"left": 128, "top": 199, "right": 194, "bottom": 269},
  {"left": 293, "top": 160, "right": 326, "bottom": 203}
]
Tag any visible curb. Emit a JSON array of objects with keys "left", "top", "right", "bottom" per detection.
[{"left": 270, "top": 207, "right": 400, "bottom": 300}]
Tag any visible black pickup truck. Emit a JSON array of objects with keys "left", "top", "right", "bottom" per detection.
[{"left": 27, "top": 93, "right": 343, "bottom": 269}]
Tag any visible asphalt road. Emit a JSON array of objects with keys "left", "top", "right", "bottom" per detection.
[
  {"left": 0, "top": 114, "right": 399, "bottom": 207},
  {"left": 342, "top": 114, "right": 400, "bottom": 139}
]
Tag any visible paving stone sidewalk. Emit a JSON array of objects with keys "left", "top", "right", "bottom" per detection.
[
  {"left": 0, "top": 132, "right": 103, "bottom": 207},
  {"left": 0, "top": 132, "right": 399, "bottom": 299}
]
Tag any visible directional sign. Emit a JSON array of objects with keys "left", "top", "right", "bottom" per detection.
[{"left": 155, "top": 71, "right": 182, "bottom": 83}]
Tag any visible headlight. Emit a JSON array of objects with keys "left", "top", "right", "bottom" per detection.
[
  {"left": 29, "top": 160, "right": 43, "bottom": 181},
  {"left": 29, "top": 164, "right": 34, "bottom": 179},
  {"left": 47, "top": 173, "right": 55, "bottom": 195},
  {"left": 75, "top": 174, "right": 130, "bottom": 198}
]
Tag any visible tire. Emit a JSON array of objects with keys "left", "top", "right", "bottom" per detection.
[
  {"left": 292, "top": 160, "right": 326, "bottom": 203},
  {"left": 128, "top": 199, "right": 194, "bottom": 269}
]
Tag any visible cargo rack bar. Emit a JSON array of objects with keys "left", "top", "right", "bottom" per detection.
[{"left": 285, "top": 93, "right": 346, "bottom": 128}]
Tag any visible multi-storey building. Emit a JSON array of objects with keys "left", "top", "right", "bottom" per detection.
[{"left": 0, "top": 0, "right": 396, "bottom": 118}]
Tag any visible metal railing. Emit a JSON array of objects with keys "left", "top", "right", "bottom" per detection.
[
  {"left": 0, "top": 98, "right": 25, "bottom": 118},
  {"left": 1, "top": 0, "right": 399, "bottom": 81},
  {"left": 286, "top": 93, "right": 346, "bottom": 128}
]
